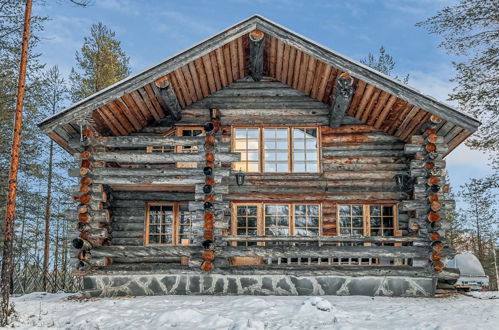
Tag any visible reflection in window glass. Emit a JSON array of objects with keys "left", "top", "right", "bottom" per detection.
[
  {"left": 235, "top": 205, "right": 258, "bottom": 246},
  {"left": 233, "top": 128, "right": 260, "bottom": 172},
  {"left": 293, "top": 128, "right": 318, "bottom": 172},
  {"left": 294, "top": 204, "right": 320, "bottom": 236},
  {"left": 265, "top": 204, "right": 290, "bottom": 236},
  {"left": 370, "top": 205, "right": 394, "bottom": 236},
  {"left": 178, "top": 204, "right": 193, "bottom": 244},
  {"left": 339, "top": 205, "right": 364, "bottom": 237},
  {"left": 263, "top": 128, "right": 289, "bottom": 172},
  {"left": 146, "top": 203, "right": 193, "bottom": 245},
  {"left": 148, "top": 205, "right": 174, "bottom": 244}
]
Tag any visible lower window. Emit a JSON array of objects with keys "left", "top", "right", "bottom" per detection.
[
  {"left": 232, "top": 203, "right": 321, "bottom": 246},
  {"left": 338, "top": 204, "right": 396, "bottom": 237},
  {"left": 145, "top": 202, "right": 193, "bottom": 245}
]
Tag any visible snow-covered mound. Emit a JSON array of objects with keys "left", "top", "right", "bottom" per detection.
[{"left": 5, "top": 291, "right": 499, "bottom": 329}]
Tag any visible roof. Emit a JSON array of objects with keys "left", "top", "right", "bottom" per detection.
[{"left": 39, "top": 15, "right": 480, "bottom": 153}]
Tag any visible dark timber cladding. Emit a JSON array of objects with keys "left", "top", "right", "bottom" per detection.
[{"left": 40, "top": 15, "right": 480, "bottom": 297}]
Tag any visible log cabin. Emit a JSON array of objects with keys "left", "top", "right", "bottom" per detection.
[{"left": 39, "top": 15, "right": 480, "bottom": 297}]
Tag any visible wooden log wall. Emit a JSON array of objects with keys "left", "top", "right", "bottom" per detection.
[
  {"left": 107, "top": 191, "right": 194, "bottom": 247},
  {"left": 402, "top": 115, "right": 455, "bottom": 273},
  {"left": 69, "top": 130, "right": 113, "bottom": 272},
  {"left": 69, "top": 77, "right": 445, "bottom": 272}
]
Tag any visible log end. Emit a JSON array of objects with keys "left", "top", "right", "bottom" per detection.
[
  {"left": 249, "top": 29, "right": 264, "bottom": 41},
  {"left": 154, "top": 76, "right": 170, "bottom": 89}
]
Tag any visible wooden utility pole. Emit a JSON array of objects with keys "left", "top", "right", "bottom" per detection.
[{"left": 0, "top": 0, "right": 32, "bottom": 325}]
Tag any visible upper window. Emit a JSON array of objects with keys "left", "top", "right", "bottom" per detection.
[
  {"left": 232, "top": 127, "right": 319, "bottom": 173},
  {"left": 233, "top": 128, "right": 259, "bottom": 172}
]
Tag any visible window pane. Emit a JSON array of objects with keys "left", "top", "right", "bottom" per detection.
[
  {"left": 275, "top": 129, "right": 288, "bottom": 138},
  {"left": 352, "top": 229, "right": 363, "bottom": 237},
  {"left": 340, "top": 217, "right": 351, "bottom": 227},
  {"left": 149, "top": 235, "right": 159, "bottom": 244},
  {"left": 370, "top": 206, "right": 381, "bottom": 216},
  {"left": 305, "top": 128, "right": 317, "bottom": 137},
  {"left": 294, "top": 163, "right": 306, "bottom": 172},
  {"left": 352, "top": 206, "right": 363, "bottom": 216},
  {"left": 383, "top": 217, "right": 394, "bottom": 227},
  {"left": 276, "top": 163, "right": 288, "bottom": 172},
  {"left": 295, "top": 216, "right": 307, "bottom": 227},
  {"left": 383, "top": 206, "right": 394, "bottom": 216},
  {"left": 371, "top": 217, "right": 381, "bottom": 227},
  {"left": 247, "top": 129, "right": 259, "bottom": 138},
  {"left": 247, "top": 217, "right": 257, "bottom": 227},
  {"left": 339, "top": 205, "right": 351, "bottom": 216},
  {"left": 293, "top": 128, "right": 305, "bottom": 139},
  {"left": 305, "top": 162, "right": 318, "bottom": 172},
  {"left": 248, "top": 163, "right": 259, "bottom": 172},
  {"left": 352, "top": 217, "right": 363, "bottom": 227},
  {"left": 276, "top": 141, "right": 288, "bottom": 149},
  {"left": 234, "top": 128, "right": 260, "bottom": 173}
]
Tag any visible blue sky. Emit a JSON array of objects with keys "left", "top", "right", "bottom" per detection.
[{"left": 34, "top": 0, "right": 494, "bottom": 200}]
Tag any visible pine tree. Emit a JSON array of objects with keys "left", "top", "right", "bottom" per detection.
[
  {"left": 416, "top": 0, "right": 499, "bottom": 168},
  {"left": 39, "top": 66, "right": 68, "bottom": 291},
  {"left": 360, "top": 46, "right": 409, "bottom": 83},
  {"left": 457, "top": 177, "right": 499, "bottom": 287},
  {"left": 69, "top": 22, "right": 130, "bottom": 101}
]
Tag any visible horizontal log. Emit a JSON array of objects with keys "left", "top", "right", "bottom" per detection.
[
  {"left": 111, "top": 230, "right": 144, "bottom": 238},
  {"left": 399, "top": 200, "right": 455, "bottom": 212},
  {"left": 223, "top": 236, "right": 421, "bottom": 244},
  {"left": 111, "top": 238, "right": 144, "bottom": 246},
  {"left": 91, "top": 245, "right": 427, "bottom": 259},
  {"left": 404, "top": 144, "right": 449, "bottom": 154},
  {"left": 92, "top": 263, "right": 432, "bottom": 277},
  {"left": 111, "top": 191, "right": 194, "bottom": 201},
  {"left": 222, "top": 245, "right": 455, "bottom": 259},
  {"left": 228, "top": 185, "right": 398, "bottom": 194},
  {"left": 410, "top": 135, "right": 444, "bottom": 144},
  {"left": 225, "top": 192, "right": 404, "bottom": 201},
  {"left": 74, "top": 167, "right": 231, "bottom": 178},
  {"left": 71, "top": 136, "right": 205, "bottom": 148},
  {"left": 111, "top": 222, "right": 144, "bottom": 231},
  {"left": 188, "top": 201, "right": 229, "bottom": 212},
  {"left": 75, "top": 152, "right": 240, "bottom": 163},
  {"left": 92, "top": 245, "right": 200, "bottom": 258},
  {"left": 410, "top": 160, "right": 446, "bottom": 169},
  {"left": 93, "top": 176, "right": 205, "bottom": 186},
  {"left": 321, "top": 133, "right": 401, "bottom": 144},
  {"left": 195, "top": 184, "right": 228, "bottom": 194},
  {"left": 322, "top": 171, "right": 404, "bottom": 180},
  {"left": 323, "top": 144, "right": 404, "bottom": 151},
  {"left": 323, "top": 150, "right": 405, "bottom": 157},
  {"left": 112, "top": 215, "right": 145, "bottom": 223}
]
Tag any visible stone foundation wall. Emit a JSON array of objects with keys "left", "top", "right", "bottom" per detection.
[{"left": 83, "top": 273, "right": 436, "bottom": 297}]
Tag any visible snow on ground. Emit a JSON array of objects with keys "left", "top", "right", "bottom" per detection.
[{"left": 3, "top": 292, "right": 498, "bottom": 330}]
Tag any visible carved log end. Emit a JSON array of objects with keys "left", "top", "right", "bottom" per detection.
[{"left": 249, "top": 29, "right": 264, "bottom": 41}]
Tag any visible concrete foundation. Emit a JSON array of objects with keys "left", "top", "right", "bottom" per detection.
[{"left": 83, "top": 273, "right": 436, "bottom": 297}]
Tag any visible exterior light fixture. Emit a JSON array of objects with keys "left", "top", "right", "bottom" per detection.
[{"left": 235, "top": 170, "right": 245, "bottom": 186}]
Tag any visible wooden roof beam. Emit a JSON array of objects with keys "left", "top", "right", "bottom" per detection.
[
  {"left": 154, "top": 77, "right": 182, "bottom": 121},
  {"left": 329, "top": 73, "right": 355, "bottom": 128},
  {"left": 249, "top": 30, "right": 264, "bottom": 81}
]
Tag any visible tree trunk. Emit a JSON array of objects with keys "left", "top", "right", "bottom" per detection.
[
  {"left": 0, "top": 0, "right": 32, "bottom": 325},
  {"left": 43, "top": 140, "right": 54, "bottom": 292}
]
